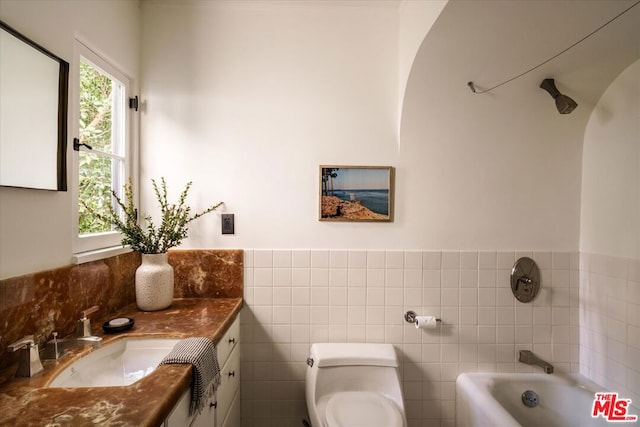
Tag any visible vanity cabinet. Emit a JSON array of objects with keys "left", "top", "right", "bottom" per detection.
[
  {"left": 165, "top": 316, "right": 240, "bottom": 427},
  {"left": 165, "top": 388, "right": 195, "bottom": 427},
  {"left": 215, "top": 338, "right": 240, "bottom": 427}
]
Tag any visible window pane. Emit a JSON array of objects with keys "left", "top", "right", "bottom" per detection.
[
  {"left": 78, "top": 58, "right": 127, "bottom": 237},
  {"left": 79, "top": 61, "right": 113, "bottom": 153},
  {"left": 74, "top": 43, "right": 130, "bottom": 253},
  {"left": 78, "top": 151, "right": 124, "bottom": 235}
]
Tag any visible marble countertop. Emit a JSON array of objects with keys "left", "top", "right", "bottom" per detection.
[{"left": 0, "top": 298, "right": 243, "bottom": 427}]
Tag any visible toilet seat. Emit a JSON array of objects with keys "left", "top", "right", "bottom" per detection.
[{"left": 324, "top": 391, "right": 403, "bottom": 427}]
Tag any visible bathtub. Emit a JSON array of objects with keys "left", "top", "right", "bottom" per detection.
[{"left": 456, "top": 372, "right": 639, "bottom": 427}]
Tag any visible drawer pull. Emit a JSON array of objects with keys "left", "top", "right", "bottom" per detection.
[
  {"left": 228, "top": 370, "right": 236, "bottom": 378},
  {"left": 228, "top": 337, "right": 236, "bottom": 344},
  {"left": 210, "top": 401, "right": 217, "bottom": 409}
]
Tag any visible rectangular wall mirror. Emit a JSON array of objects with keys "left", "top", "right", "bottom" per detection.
[{"left": 0, "top": 20, "right": 69, "bottom": 191}]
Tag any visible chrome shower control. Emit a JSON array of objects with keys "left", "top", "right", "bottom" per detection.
[{"left": 510, "top": 257, "right": 540, "bottom": 303}]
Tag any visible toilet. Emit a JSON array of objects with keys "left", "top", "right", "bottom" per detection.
[{"left": 305, "top": 343, "right": 407, "bottom": 427}]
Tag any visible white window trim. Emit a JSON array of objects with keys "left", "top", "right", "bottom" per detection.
[
  {"left": 71, "top": 38, "right": 137, "bottom": 261},
  {"left": 72, "top": 246, "right": 132, "bottom": 265}
]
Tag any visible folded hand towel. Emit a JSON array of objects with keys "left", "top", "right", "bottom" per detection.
[{"left": 159, "top": 337, "right": 221, "bottom": 416}]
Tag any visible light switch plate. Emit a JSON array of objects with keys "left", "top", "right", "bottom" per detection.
[{"left": 221, "top": 214, "right": 234, "bottom": 235}]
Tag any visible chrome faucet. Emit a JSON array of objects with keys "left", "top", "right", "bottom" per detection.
[
  {"left": 44, "top": 305, "right": 103, "bottom": 360},
  {"left": 519, "top": 350, "right": 554, "bottom": 374},
  {"left": 7, "top": 335, "right": 44, "bottom": 377}
]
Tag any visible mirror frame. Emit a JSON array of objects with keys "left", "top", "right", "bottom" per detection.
[{"left": 0, "top": 20, "right": 69, "bottom": 191}]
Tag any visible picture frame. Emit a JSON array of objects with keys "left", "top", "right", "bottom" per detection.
[{"left": 319, "top": 165, "right": 394, "bottom": 222}]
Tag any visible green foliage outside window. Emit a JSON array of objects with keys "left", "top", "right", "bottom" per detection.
[{"left": 78, "top": 61, "right": 116, "bottom": 234}]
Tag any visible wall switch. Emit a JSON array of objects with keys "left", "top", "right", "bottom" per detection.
[{"left": 221, "top": 214, "right": 235, "bottom": 235}]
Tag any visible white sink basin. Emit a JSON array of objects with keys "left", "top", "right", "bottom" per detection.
[{"left": 48, "top": 338, "right": 180, "bottom": 388}]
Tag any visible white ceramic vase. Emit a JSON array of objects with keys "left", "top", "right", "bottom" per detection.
[{"left": 135, "top": 253, "right": 174, "bottom": 311}]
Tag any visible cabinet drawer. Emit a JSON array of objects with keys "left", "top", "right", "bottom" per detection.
[
  {"left": 189, "top": 397, "right": 216, "bottom": 427},
  {"left": 216, "top": 344, "right": 240, "bottom": 425},
  {"left": 217, "top": 316, "right": 240, "bottom": 367},
  {"left": 189, "top": 395, "right": 216, "bottom": 427},
  {"left": 164, "top": 388, "right": 195, "bottom": 427},
  {"left": 221, "top": 390, "right": 240, "bottom": 427}
]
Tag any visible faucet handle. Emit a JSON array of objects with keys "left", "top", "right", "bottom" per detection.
[
  {"left": 76, "top": 305, "right": 99, "bottom": 337},
  {"left": 7, "top": 335, "right": 36, "bottom": 352},
  {"left": 79, "top": 305, "right": 99, "bottom": 320}
]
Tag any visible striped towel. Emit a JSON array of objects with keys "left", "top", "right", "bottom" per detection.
[{"left": 159, "top": 337, "right": 221, "bottom": 416}]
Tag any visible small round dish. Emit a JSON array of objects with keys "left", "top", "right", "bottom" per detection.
[{"left": 102, "top": 317, "right": 135, "bottom": 333}]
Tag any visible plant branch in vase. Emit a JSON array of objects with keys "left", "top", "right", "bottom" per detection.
[{"left": 83, "top": 177, "right": 223, "bottom": 311}]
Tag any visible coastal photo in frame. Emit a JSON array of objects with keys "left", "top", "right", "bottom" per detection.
[{"left": 319, "top": 165, "right": 394, "bottom": 222}]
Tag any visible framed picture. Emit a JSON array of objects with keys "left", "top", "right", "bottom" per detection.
[{"left": 319, "top": 165, "right": 394, "bottom": 222}]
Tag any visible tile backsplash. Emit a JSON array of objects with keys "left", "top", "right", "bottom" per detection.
[
  {"left": 579, "top": 253, "right": 640, "bottom": 408},
  {"left": 240, "top": 250, "right": 582, "bottom": 427}
]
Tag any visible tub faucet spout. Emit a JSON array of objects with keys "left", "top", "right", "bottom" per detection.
[{"left": 519, "top": 350, "right": 554, "bottom": 374}]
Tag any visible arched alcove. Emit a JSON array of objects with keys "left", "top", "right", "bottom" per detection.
[{"left": 397, "top": 0, "right": 640, "bottom": 250}]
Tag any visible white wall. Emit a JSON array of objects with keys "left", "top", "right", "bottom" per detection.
[
  {"left": 580, "top": 59, "right": 640, "bottom": 260},
  {"left": 140, "top": 1, "right": 401, "bottom": 250},
  {"left": 579, "top": 60, "right": 640, "bottom": 405},
  {"left": 397, "top": 0, "right": 446, "bottom": 131},
  {"left": 141, "top": 0, "right": 586, "bottom": 253},
  {"left": 0, "top": 0, "right": 140, "bottom": 279}
]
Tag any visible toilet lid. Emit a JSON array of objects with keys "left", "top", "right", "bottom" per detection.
[{"left": 325, "top": 391, "right": 404, "bottom": 427}]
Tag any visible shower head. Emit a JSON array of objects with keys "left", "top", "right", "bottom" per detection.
[{"left": 540, "top": 78, "right": 578, "bottom": 114}]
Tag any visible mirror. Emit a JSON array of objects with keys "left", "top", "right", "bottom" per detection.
[{"left": 0, "top": 20, "right": 68, "bottom": 191}]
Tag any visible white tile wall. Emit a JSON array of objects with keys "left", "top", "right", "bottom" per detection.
[
  {"left": 240, "top": 250, "right": 580, "bottom": 427},
  {"left": 579, "top": 253, "right": 640, "bottom": 407}
]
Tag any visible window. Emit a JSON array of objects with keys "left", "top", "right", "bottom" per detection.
[{"left": 73, "top": 41, "right": 133, "bottom": 256}]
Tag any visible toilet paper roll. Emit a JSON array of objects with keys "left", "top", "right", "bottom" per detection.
[{"left": 414, "top": 315, "right": 438, "bottom": 329}]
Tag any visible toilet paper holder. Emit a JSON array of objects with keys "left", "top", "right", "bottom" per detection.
[{"left": 404, "top": 310, "right": 441, "bottom": 324}]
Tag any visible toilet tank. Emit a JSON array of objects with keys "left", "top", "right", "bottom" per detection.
[
  {"left": 306, "top": 343, "right": 403, "bottom": 403},
  {"left": 310, "top": 343, "right": 399, "bottom": 368}
]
